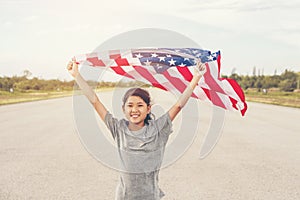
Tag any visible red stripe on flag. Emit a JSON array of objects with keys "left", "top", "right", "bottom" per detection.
[
  {"left": 222, "top": 78, "right": 247, "bottom": 116},
  {"left": 202, "top": 88, "right": 211, "bottom": 100},
  {"left": 110, "top": 66, "right": 134, "bottom": 79},
  {"left": 223, "top": 78, "right": 245, "bottom": 101},
  {"left": 163, "top": 70, "right": 197, "bottom": 98},
  {"left": 109, "top": 50, "right": 121, "bottom": 59},
  {"left": 115, "top": 58, "right": 130, "bottom": 66},
  {"left": 217, "top": 53, "right": 221, "bottom": 77},
  {"left": 133, "top": 66, "right": 167, "bottom": 91},
  {"left": 86, "top": 57, "right": 105, "bottom": 67},
  {"left": 241, "top": 104, "right": 247, "bottom": 116},
  {"left": 204, "top": 63, "right": 226, "bottom": 94},
  {"left": 176, "top": 66, "right": 193, "bottom": 81},
  {"left": 201, "top": 88, "right": 226, "bottom": 109},
  {"left": 229, "top": 96, "right": 238, "bottom": 110}
]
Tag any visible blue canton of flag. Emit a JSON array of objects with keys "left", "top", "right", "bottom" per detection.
[{"left": 131, "top": 48, "right": 220, "bottom": 73}]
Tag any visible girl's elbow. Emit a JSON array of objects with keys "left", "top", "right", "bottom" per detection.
[
  {"left": 169, "top": 104, "right": 182, "bottom": 121},
  {"left": 175, "top": 103, "right": 183, "bottom": 112}
]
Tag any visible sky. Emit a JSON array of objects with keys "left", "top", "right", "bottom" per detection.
[{"left": 0, "top": 0, "right": 299, "bottom": 81}]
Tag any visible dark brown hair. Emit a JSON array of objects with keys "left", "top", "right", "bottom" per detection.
[{"left": 122, "top": 88, "right": 153, "bottom": 125}]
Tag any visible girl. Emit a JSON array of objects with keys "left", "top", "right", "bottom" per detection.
[{"left": 67, "top": 59, "right": 205, "bottom": 200}]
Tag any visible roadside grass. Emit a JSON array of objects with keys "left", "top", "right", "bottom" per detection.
[
  {"left": 1, "top": 88, "right": 299, "bottom": 108},
  {"left": 0, "top": 87, "right": 116, "bottom": 106},
  {"left": 0, "top": 90, "right": 74, "bottom": 105},
  {"left": 245, "top": 90, "right": 300, "bottom": 108}
]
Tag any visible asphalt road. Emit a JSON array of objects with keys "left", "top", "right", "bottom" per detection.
[{"left": 0, "top": 89, "right": 299, "bottom": 200}]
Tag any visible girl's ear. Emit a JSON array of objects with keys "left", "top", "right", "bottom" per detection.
[
  {"left": 147, "top": 105, "right": 151, "bottom": 114},
  {"left": 122, "top": 105, "right": 125, "bottom": 113}
]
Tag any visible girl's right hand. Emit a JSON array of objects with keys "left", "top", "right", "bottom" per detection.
[
  {"left": 67, "top": 59, "right": 79, "bottom": 78},
  {"left": 194, "top": 60, "right": 206, "bottom": 77}
]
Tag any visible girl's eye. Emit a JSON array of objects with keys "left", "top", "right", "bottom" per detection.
[{"left": 138, "top": 105, "right": 143, "bottom": 107}]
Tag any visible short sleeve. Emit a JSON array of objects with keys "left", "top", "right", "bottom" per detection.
[
  {"left": 154, "top": 112, "right": 173, "bottom": 136},
  {"left": 104, "top": 112, "right": 120, "bottom": 140}
]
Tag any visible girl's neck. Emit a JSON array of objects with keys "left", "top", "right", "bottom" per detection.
[{"left": 128, "top": 122, "right": 145, "bottom": 131}]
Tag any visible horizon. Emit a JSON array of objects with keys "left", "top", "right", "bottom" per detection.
[{"left": 1, "top": 67, "right": 299, "bottom": 83}]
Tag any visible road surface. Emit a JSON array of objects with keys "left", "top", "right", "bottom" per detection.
[{"left": 0, "top": 89, "right": 299, "bottom": 199}]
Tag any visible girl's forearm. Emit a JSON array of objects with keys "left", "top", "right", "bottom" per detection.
[
  {"left": 67, "top": 60, "right": 108, "bottom": 120},
  {"left": 190, "top": 74, "right": 201, "bottom": 89},
  {"left": 168, "top": 62, "right": 205, "bottom": 121},
  {"left": 75, "top": 74, "right": 97, "bottom": 104},
  {"left": 176, "top": 74, "right": 201, "bottom": 108},
  {"left": 74, "top": 73, "right": 108, "bottom": 121}
]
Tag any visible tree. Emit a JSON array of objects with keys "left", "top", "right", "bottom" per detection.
[
  {"left": 279, "top": 70, "right": 297, "bottom": 91},
  {"left": 262, "top": 76, "right": 278, "bottom": 89},
  {"left": 279, "top": 80, "right": 296, "bottom": 92},
  {"left": 229, "top": 73, "right": 241, "bottom": 82},
  {"left": 22, "top": 70, "right": 32, "bottom": 78},
  {"left": 0, "top": 77, "right": 14, "bottom": 91}
]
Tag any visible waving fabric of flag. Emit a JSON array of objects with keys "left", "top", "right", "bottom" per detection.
[{"left": 74, "top": 48, "right": 247, "bottom": 116}]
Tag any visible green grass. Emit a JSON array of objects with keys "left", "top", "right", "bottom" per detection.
[
  {"left": 1, "top": 88, "right": 300, "bottom": 108},
  {"left": 0, "top": 87, "right": 115, "bottom": 106},
  {"left": 0, "top": 90, "right": 74, "bottom": 106},
  {"left": 245, "top": 90, "right": 300, "bottom": 108}
]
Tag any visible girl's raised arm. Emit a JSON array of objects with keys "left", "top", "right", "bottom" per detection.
[
  {"left": 67, "top": 60, "right": 108, "bottom": 121},
  {"left": 168, "top": 61, "right": 206, "bottom": 121}
]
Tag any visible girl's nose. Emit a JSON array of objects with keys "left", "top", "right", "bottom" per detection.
[{"left": 131, "top": 106, "right": 138, "bottom": 112}]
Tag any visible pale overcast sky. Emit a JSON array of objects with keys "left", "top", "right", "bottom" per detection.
[{"left": 0, "top": 0, "right": 299, "bottom": 80}]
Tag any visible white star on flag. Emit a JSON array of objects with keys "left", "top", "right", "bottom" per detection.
[
  {"left": 151, "top": 53, "right": 158, "bottom": 57},
  {"left": 135, "top": 53, "right": 143, "bottom": 58},
  {"left": 168, "top": 58, "right": 176, "bottom": 66},
  {"left": 158, "top": 56, "right": 166, "bottom": 61},
  {"left": 143, "top": 60, "right": 152, "bottom": 66}
]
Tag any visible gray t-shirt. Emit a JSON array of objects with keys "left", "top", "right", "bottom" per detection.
[{"left": 104, "top": 112, "right": 173, "bottom": 200}]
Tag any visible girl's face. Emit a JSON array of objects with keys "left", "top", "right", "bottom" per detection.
[{"left": 123, "top": 95, "right": 151, "bottom": 129}]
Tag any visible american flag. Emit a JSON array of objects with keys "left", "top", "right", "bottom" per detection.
[{"left": 74, "top": 48, "right": 247, "bottom": 116}]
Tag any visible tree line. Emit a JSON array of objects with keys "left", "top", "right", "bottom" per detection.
[
  {"left": 0, "top": 70, "right": 147, "bottom": 92},
  {"left": 0, "top": 75, "right": 75, "bottom": 92},
  {"left": 1, "top": 69, "right": 299, "bottom": 93},
  {"left": 224, "top": 70, "right": 300, "bottom": 92}
]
